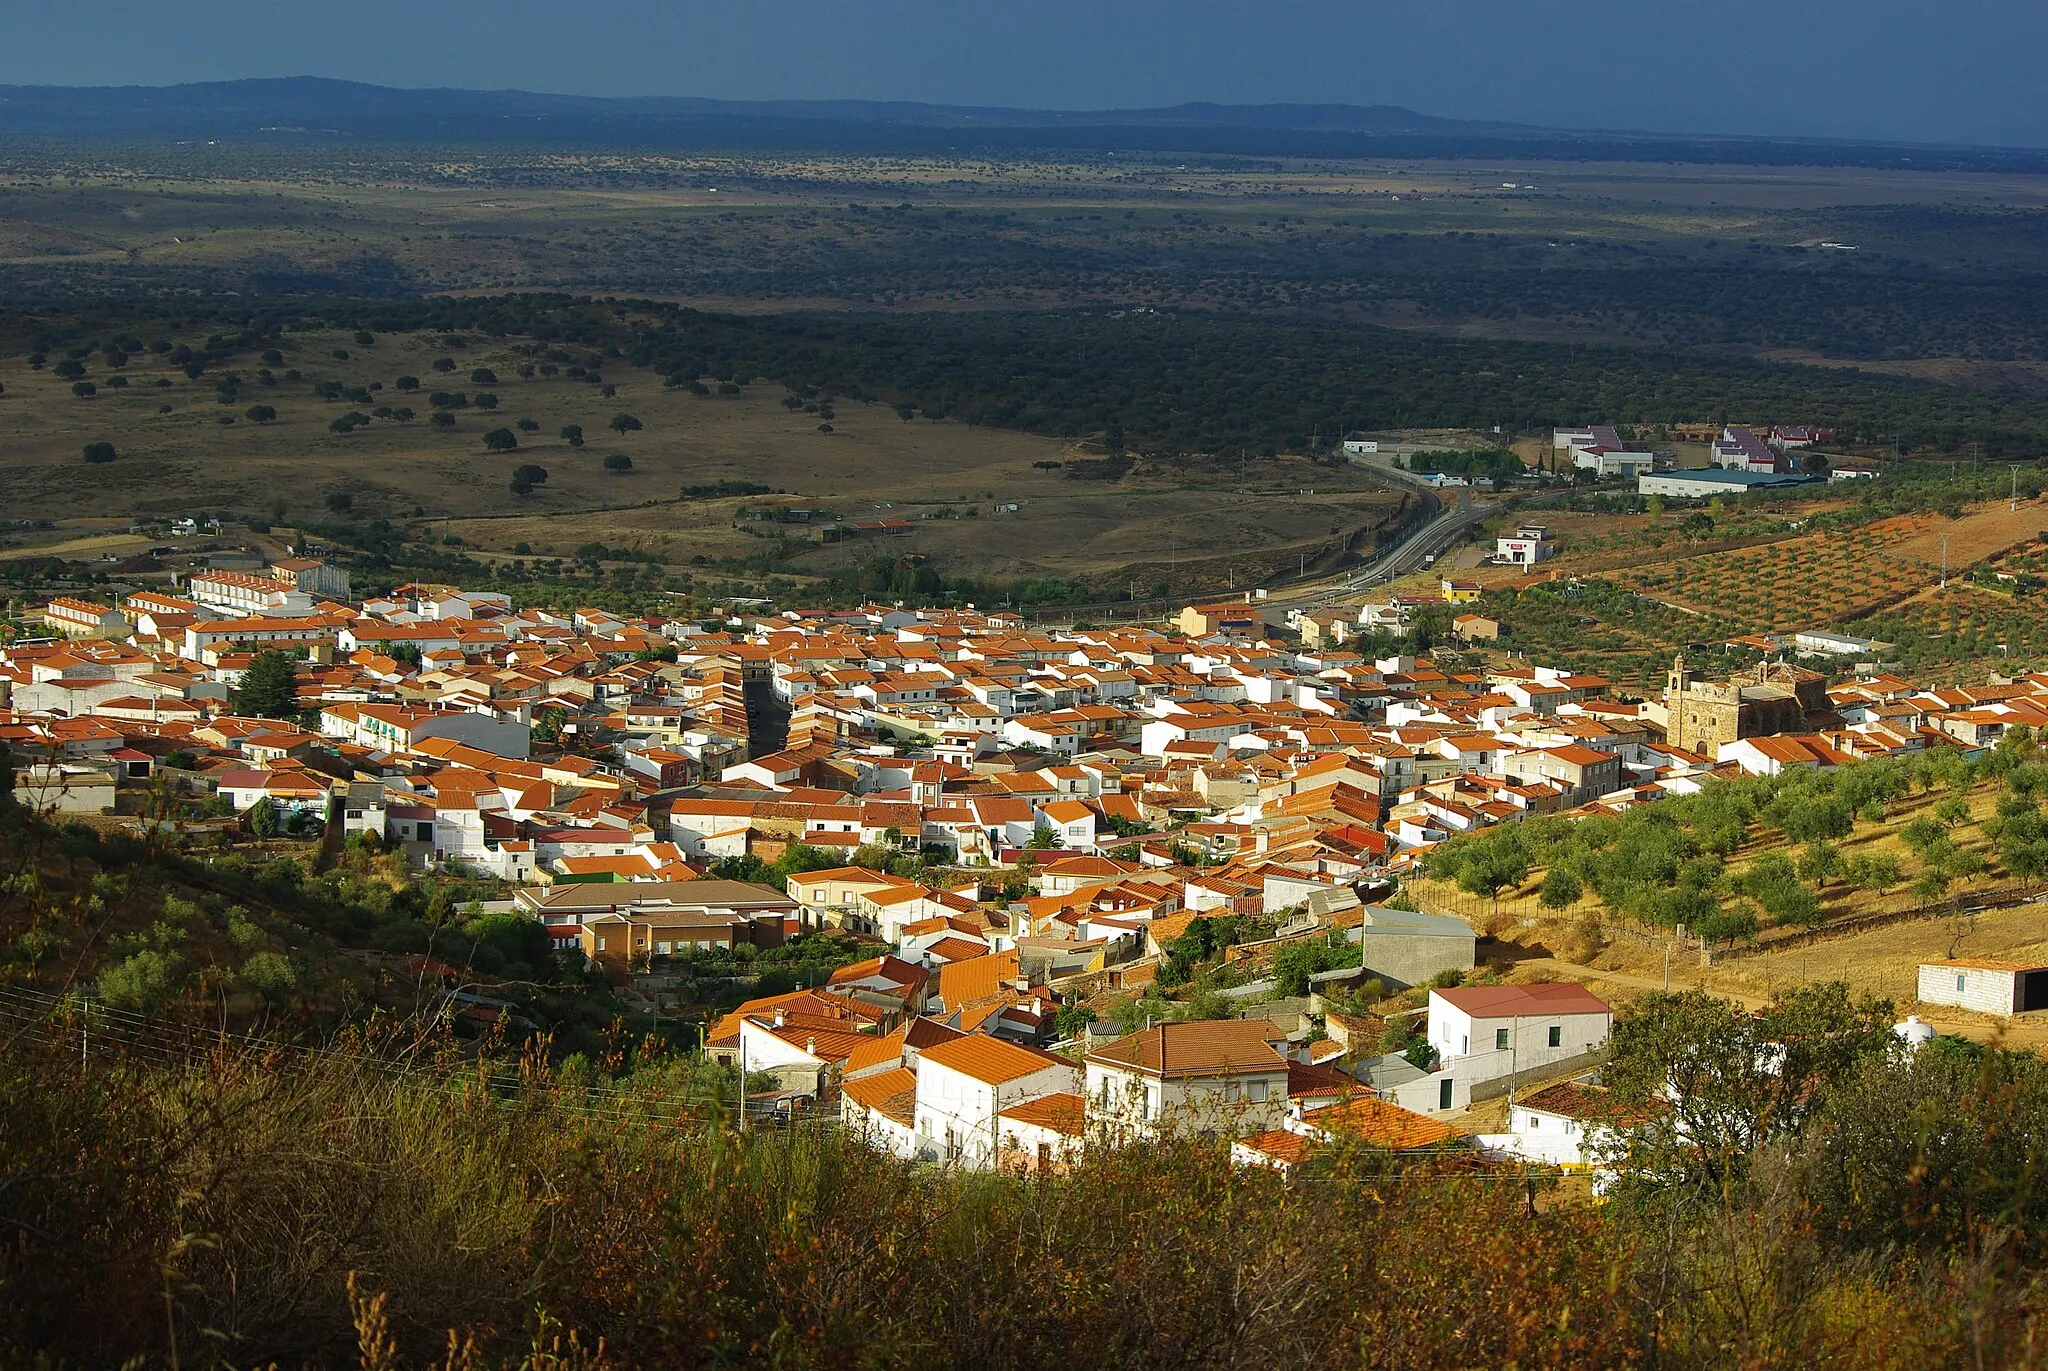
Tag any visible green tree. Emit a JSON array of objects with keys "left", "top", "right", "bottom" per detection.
[
  {"left": 1602, "top": 983, "right": 1897, "bottom": 1199},
  {"left": 97, "top": 949, "right": 186, "bottom": 1011},
  {"left": 559, "top": 424, "right": 584, "bottom": 446},
  {"left": 239, "top": 951, "right": 297, "bottom": 1005},
  {"left": 248, "top": 797, "right": 282, "bottom": 839},
  {"left": 232, "top": 651, "right": 302, "bottom": 720},
  {"left": 1900, "top": 815, "right": 1947, "bottom": 855},
  {"left": 81, "top": 441, "right": 117, "bottom": 464},
  {"left": 1845, "top": 851, "right": 1902, "bottom": 894},
  {"left": 1797, "top": 839, "right": 1845, "bottom": 889},
  {"left": 1271, "top": 939, "right": 1340, "bottom": 997},
  {"left": 603, "top": 453, "right": 633, "bottom": 473},
  {"left": 244, "top": 404, "right": 277, "bottom": 424},
  {"left": 483, "top": 427, "right": 519, "bottom": 453},
  {"left": 609, "top": 412, "right": 642, "bottom": 436},
  {"left": 1054, "top": 1003, "right": 1097, "bottom": 1040},
  {"left": 1911, "top": 868, "right": 1951, "bottom": 907},
  {"left": 1456, "top": 832, "right": 1530, "bottom": 916},
  {"left": 1538, "top": 867, "right": 1582, "bottom": 911}
]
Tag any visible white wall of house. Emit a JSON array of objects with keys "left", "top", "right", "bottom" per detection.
[
  {"left": 1083, "top": 1060, "right": 1290, "bottom": 1139},
  {"left": 913, "top": 1057, "right": 1078, "bottom": 1169},
  {"left": 1917, "top": 963, "right": 2029, "bottom": 1017},
  {"left": 1428, "top": 996, "right": 1611, "bottom": 1080},
  {"left": 842, "top": 1098, "right": 918, "bottom": 1159}
]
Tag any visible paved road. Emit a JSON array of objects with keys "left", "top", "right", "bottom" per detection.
[
  {"left": 1258, "top": 452, "right": 1500, "bottom": 610},
  {"left": 1267, "top": 486, "right": 1490, "bottom": 611}
]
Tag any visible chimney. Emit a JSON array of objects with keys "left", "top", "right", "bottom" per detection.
[
  {"left": 805, "top": 1037, "right": 816, "bottom": 1056},
  {"left": 774, "top": 1008, "right": 786, "bottom": 1027}
]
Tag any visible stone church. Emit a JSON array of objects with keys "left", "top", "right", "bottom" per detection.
[{"left": 1659, "top": 655, "right": 1832, "bottom": 754}]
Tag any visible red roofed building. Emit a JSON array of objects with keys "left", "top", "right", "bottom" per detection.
[
  {"left": 1425, "top": 982, "right": 1612, "bottom": 1106},
  {"left": 912, "top": 1035, "right": 1079, "bottom": 1169}
]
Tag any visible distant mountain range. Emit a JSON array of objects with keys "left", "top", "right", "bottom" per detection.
[{"left": 0, "top": 77, "right": 2040, "bottom": 171}]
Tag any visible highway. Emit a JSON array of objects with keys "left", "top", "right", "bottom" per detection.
[{"left": 1265, "top": 463, "right": 1493, "bottom": 610}]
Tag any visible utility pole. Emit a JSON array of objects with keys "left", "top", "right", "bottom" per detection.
[{"left": 1941, "top": 533, "right": 1950, "bottom": 590}]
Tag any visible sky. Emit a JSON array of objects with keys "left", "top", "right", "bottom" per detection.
[{"left": 5, "top": 0, "right": 2047, "bottom": 147}]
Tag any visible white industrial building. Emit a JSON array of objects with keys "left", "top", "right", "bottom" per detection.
[
  {"left": 1637, "top": 468, "right": 1821, "bottom": 500},
  {"left": 1495, "top": 525, "right": 1556, "bottom": 567}
]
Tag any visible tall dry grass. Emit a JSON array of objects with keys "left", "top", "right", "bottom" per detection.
[{"left": 0, "top": 1031, "right": 2043, "bottom": 1369}]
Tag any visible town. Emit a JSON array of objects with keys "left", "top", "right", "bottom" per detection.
[
  {"left": 8, "top": 457, "right": 2045, "bottom": 1182},
  {"left": 8, "top": 44, "right": 2048, "bottom": 1362}
]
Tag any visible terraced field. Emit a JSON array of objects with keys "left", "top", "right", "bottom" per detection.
[{"left": 1616, "top": 518, "right": 1934, "bottom": 634}]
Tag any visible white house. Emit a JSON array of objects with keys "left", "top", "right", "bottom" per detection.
[
  {"left": 13, "top": 763, "right": 117, "bottom": 815},
  {"left": 41, "top": 598, "right": 127, "bottom": 638},
  {"left": 1031, "top": 798, "right": 1098, "bottom": 853},
  {"left": 1793, "top": 630, "right": 1876, "bottom": 658},
  {"left": 187, "top": 571, "right": 319, "bottom": 619},
  {"left": 1084, "top": 1019, "right": 1291, "bottom": 1139},
  {"left": 1478, "top": 1078, "right": 1649, "bottom": 1189},
  {"left": 912, "top": 1035, "right": 1079, "bottom": 1169},
  {"left": 841, "top": 1066, "right": 920, "bottom": 1159},
  {"left": 997, "top": 1092, "right": 1088, "bottom": 1172},
  {"left": 1427, "top": 982, "right": 1611, "bottom": 1087},
  {"left": 319, "top": 703, "right": 532, "bottom": 760}
]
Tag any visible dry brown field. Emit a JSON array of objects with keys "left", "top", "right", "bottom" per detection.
[{"left": 0, "top": 327, "right": 1402, "bottom": 589}]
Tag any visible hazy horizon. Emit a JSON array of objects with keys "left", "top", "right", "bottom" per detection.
[{"left": 4, "top": 0, "right": 2045, "bottom": 149}]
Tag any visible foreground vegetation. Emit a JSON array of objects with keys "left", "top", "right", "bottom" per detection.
[{"left": 6, "top": 980, "right": 2048, "bottom": 1368}]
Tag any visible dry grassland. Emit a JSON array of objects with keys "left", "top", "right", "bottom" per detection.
[{"left": 0, "top": 328, "right": 1402, "bottom": 588}]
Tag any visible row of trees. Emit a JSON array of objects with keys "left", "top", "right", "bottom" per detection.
[{"left": 1425, "top": 738, "right": 2045, "bottom": 940}]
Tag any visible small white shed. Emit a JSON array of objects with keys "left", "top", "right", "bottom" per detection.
[{"left": 1917, "top": 960, "right": 2048, "bottom": 1017}]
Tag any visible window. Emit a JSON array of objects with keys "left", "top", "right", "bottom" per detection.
[
  {"left": 1247, "top": 1080, "right": 1268, "bottom": 1104},
  {"left": 1223, "top": 1081, "right": 1240, "bottom": 1102},
  {"left": 1495, "top": 1028, "right": 1510, "bottom": 1050},
  {"left": 1958, "top": 974, "right": 1969, "bottom": 992},
  {"left": 1548, "top": 1026, "right": 1562, "bottom": 1048},
  {"left": 1439, "top": 1079, "right": 1454, "bottom": 1110},
  {"left": 596, "top": 937, "right": 608, "bottom": 951}
]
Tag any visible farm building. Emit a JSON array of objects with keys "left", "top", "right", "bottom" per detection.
[
  {"left": 1636, "top": 469, "right": 1821, "bottom": 499},
  {"left": 1342, "top": 904, "right": 1476, "bottom": 989},
  {"left": 1917, "top": 960, "right": 2048, "bottom": 1017}
]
